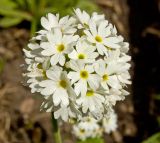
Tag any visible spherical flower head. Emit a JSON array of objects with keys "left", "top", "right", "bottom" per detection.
[{"left": 23, "top": 8, "right": 131, "bottom": 122}]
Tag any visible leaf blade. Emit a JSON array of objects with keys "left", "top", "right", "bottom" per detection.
[
  {"left": 0, "top": 8, "right": 32, "bottom": 21},
  {"left": 0, "top": 17, "right": 23, "bottom": 28}
]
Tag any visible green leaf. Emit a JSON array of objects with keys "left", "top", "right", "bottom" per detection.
[
  {"left": 142, "top": 132, "right": 160, "bottom": 143},
  {"left": 27, "top": 0, "right": 36, "bottom": 14},
  {"left": 76, "top": 0, "right": 100, "bottom": 14},
  {"left": 154, "top": 94, "right": 160, "bottom": 100},
  {"left": 0, "top": 17, "right": 23, "bottom": 28},
  {"left": 77, "top": 138, "right": 104, "bottom": 143},
  {"left": 0, "top": 8, "right": 32, "bottom": 21},
  {"left": 14, "top": 0, "right": 26, "bottom": 8},
  {"left": 0, "top": 0, "right": 17, "bottom": 9}
]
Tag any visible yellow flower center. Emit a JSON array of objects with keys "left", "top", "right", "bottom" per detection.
[
  {"left": 59, "top": 80, "right": 67, "bottom": 88},
  {"left": 95, "top": 35, "right": 103, "bottom": 43},
  {"left": 86, "top": 118, "right": 91, "bottom": 122},
  {"left": 78, "top": 53, "right": 85, "bottom": 59},
  {"left": 80, "top": 129, "right": 85, "bottom": 133},
  {"left": 37, "top": 63, "right": 47, "bottom": 79},
  {"left": 102, "top": 74, "right": 109, "bottom": 81},
  {"left": 37, "top": 63, "right": 43, "bottom": 69},
  {"left": 80, "top": 70, "right": 89, "bottom": 79},
  {"left": 57, "top": 44, "right": 65, "bottom": 52},
  {"left": 86, "top": 90, "right": 94, "bottom": 96}
]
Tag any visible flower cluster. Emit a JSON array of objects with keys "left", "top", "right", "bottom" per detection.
[
  {"left": 73, "top": 116, "right": 103, "bottom": 140},
  {"left": 23, "top": 8, "right": 131, "bottom": 121},
  {"left": 73, "top": 111, "right": 117, "bottom": 141}
]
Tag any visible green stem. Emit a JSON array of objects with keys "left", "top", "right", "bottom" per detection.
[
  {"left": 30, "top": 18, "right": 37, "bottom": 37},
  {"left": 51, "top": 112, "right": 62, "bottom": 143}
]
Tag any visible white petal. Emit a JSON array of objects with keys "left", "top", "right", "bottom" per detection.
[
  {"left": 104, "top": 40, "right": 120, "bottom": 49},
  {"left": 89, "top": 20, "right": 97, "bottom": 36},
  {"left": 39, "top": 80, "right": 55, "bottom": 87},
  {"left": 88, "top": 99, "right": 96, "bottom": 112},
  {"left": 47, "top": 32, "right": 56, "bottom": 44},
  {"left": 41, "top": 87, "right": 55, "bottom": 96},
  {"left": 59, "top": 55, "right": 65, "bottom": 66},
  {"left": 96, "top": 43, "right": 105, "bottom": 55},
  {"left": 41, "top": 48, "right": 55, "bottom": 56},
  {"left": 54, "top": 28, "right": 62, "bottom": 43},
  {"left": 48, "top": 13, "right": 58, "bottom": 27},
  {"left": 98, "top": 21, "right": 108, "bottom": 37},
  {"left": 68, "top": 50, "right": 78, "bottom": 60},
  {"left": 107, "top": 75, "right": 121, "bottom": 89},
  {"left": 85, "top": 65, "right": 94, "bottom": 73},
  {"left": 50, "top": 54, "right": 60, "bottom": 66},
  {"left": 28, "top": 43, "right": 39, "bottom": 50},
  {"left": 101, "top": 81, "right": 109, "bottom": 90},
  {"left": 41, "top": 17, "right": 50, "bottom": 30},
  {"left": 68, "top": 72, "right": 80, "bottom": 84},
  {"left": 69, "top": 60, "right": 83, "bottom": 71},
  {"left": 59, "top": 90, "right": 69, "bottom": 107},
  {"left": 88, "top": 75, "right": 100, "bottom": 89},
  {"left": 40, "top": 42, "right": 51, "bottom": 49},
  {"left": 53, "top": 88, "right": 69, "bottom": 106},
  {"left": 46, "top": 66, "right": 61, "bottom": 80},
  {"left": 74, "top": 80, "right": 87, "bottom": 96}
]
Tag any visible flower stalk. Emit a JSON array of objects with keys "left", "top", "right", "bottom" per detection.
[{"left": 51, "top": 112, "right": 62, "bottom": 143}]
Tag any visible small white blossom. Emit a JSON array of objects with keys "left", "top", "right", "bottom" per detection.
[
  {"left": 103, "top": 111, "right": 118, "bottom": 133},
  {"left": 40, "top": 29, "right": 79, "bottom": 66},
  {"left": 84, "top": 21, "right": 122, "bottom": 55},
  {"left": 73, "top": 116, "right": 102, "bottom": 140},
  {"left": 41, "top": 13, "right": 77, "bottom": 34},
  {"left": 39, "top": 66, "right": 73, "bottom": 107},
  {"left": 95, "top": 59, "right": 122, "bottom": 91},
  {"left": 68, "top": 60, "right": 100, "bottom": 96},
  {"left": 68, "top": 39, "right": 98, "bottom": 63},
  {"left": 76, "top": 89, "right": 105, "bottom": 113}
]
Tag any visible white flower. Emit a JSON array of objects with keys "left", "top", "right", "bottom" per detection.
[
  {"left": 41, "top": 13, "right": 77, "bottom": 34},
  {"left": 73, "top": 125, "right": 89, "bottom": 140},
  {"left": 117, "top": 71, "right": 131, "bottom": 85},
  {"left": 73, "top": 116, "right": 102, "bottom": 140},
  {"left": 74, "top": 8, "right": 90, "bottom": 29},
  {"left": 39, "top": 66, "right": 75, "bottom": 107},
  {"left": 54, "top": 106, "right": 76, "bottom": 122},
  {"left": 91, "top": 12, "right": 105, "bottom": 25},
  {"left": 27, "top": 78, "right": 42, "bottom": 93},
  {"left": 78, "top": 116, "right": 99, "bottom": 131},
  {"left": 74, "top": 8, "right": 105, "bottom": 29},
  {"left": 105, "top": 88, "right": 122, "bottom": 107},
  {"left": 76, "top": 89, "right": 105, "bottom": 113},
  {"left": 95, "top": 59, "right": 121, "bottom": 91},
  {"left": 103, "top": 111, "right": 118, "bottom": 133},
  {"left": 68, "top": 39, "right": 98, "bottom": 63},
  {"left": 68, "top": 60, "right": 100, "bottom": 95},
  {"left": 40, "top": 29, "right": 79, "bottom": 66},
  {"left": 84, "top": 20, "right": 122, "bottom": 55}
]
